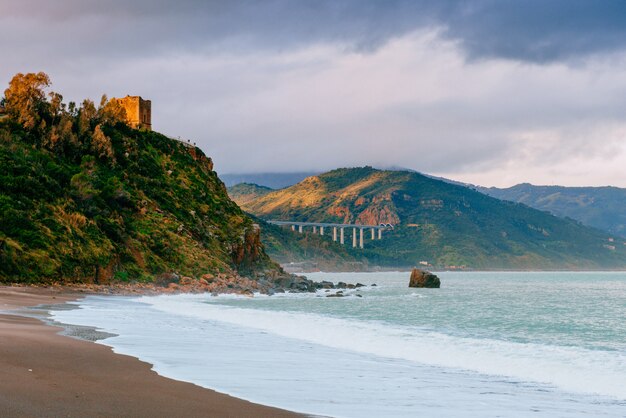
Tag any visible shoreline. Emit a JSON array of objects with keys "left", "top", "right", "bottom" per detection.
[
  {"left": 0, "top": 285, "right": 306, "bottom": 418},
  {"left": 288, "top": 267, "right": 626, "bottom": 273}
]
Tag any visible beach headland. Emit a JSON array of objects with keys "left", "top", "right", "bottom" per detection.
[{"left": 0, "top": 285, "right": 304, "bottom": 418}]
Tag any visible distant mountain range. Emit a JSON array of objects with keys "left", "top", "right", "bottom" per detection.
[
  {"left": 478, "top": 184, "right": 626, "bottom": 238},
  {"left": 220, "top": 172, "right": 320, "bottom": 188},
  {"left": 230, "top": 167, "right": 626, "bottom": 270}
]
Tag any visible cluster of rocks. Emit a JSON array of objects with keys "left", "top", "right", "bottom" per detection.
[
  {"left": 156, "top": 273, "right": 373, "bottom": 297},
  {"left": 26, "top": 271, "right": 378, "bottom": 298},
  {"left": 25, "top": 268, "right": 440, "bottom": 297},
  {"left": 268, "top": 276, "right": 368, "bottom": 293},
  {"left": 162, "top": 274, "right": 262, "bottom": 296}
]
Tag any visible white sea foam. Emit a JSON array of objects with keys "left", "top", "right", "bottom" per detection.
[{"left": 140, "top": 294, "right": 626, "bottom": 400}]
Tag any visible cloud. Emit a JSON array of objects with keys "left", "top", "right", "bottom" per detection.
[
  {"left": 64, "top": 30, "right": 623, "bottom": 187},
  {"left": 442, "top": 0, "right": 626, "bottom": 63},
  {"left": 3, "top": 0, "right": 626, "bottom": 62},
  {"left": 2, "top": 1, "right": 626, "bottom": 187}
]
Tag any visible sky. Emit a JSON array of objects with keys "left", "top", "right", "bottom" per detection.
[{"left": 2, "top": 0, "right": 626, "bottom": 187}]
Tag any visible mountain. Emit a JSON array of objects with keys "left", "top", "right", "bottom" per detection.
[
  {"left": 239, "top": 167, "right": 626, "bottom": 269},
  {"left": 228, "top": 183, "right": 274, "bottom": 206},
  {"left": 478, "top": 184, "right": 626, "bottom": 238},
  {"left": 220, "top": 171, "right": 320, "bottom": 188},
  {"left": 0, "top": 109, "right": 275, "bottom": 283}
]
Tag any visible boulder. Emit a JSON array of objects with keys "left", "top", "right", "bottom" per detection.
[
  {"left": 409, "top": 269, "right": 440, "bottom": 288},
  {"left": 154, "top": 272, "right": 180, "bottom": 287},
  {"left": 326, "top": 292, "right": 344, "bottom": 298},
  {"left": 179, "top": 276, "right": 194, "bottom": 285},
  {"left": 201, "top": 273, "right": 215, "bottom": 282}
]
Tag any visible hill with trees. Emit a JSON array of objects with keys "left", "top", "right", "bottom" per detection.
[
  {"left": 478, "top": 183, "right": 626, "bottom": 238},
  {"left": 0, "top": 72, "right": 276, "bottom": 283},
  {"left": 239, "top": 167, "right": 626, "bottom": 270}
]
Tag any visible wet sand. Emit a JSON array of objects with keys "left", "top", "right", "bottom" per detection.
[{"left": 0, "top": 286, "right": 304, "bottom": 418}]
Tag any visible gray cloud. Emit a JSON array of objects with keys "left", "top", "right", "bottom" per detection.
[
  {"left": 2, "top": 1, "right": 626, "bottom": 186},
  {"left": 3, "top": 0, "right": 626, "bottom": 62}
]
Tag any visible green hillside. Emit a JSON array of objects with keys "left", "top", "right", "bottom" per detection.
[
  {"left": 0, "top": 73, "right": 275, "bottom": 283},
  {"left": 478, "top": 183, "right": 626, "bottom": 238},
  {"left": 240, "top": 167, "right": 626, "bottom": 269}
]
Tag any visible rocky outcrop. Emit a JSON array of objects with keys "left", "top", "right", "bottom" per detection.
[
  {"left": 409, "top": 269, "right": 440, "bottom": 288},
  {"left": 231, "top": 223, "right": 270, "bottom": 273},
  {"left": 355, "top": 204, "right": 400, "bottom": 226}
]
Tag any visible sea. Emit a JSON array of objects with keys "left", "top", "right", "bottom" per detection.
[{"left": 49, "top": 272, "right": 626, "bottom": 417}]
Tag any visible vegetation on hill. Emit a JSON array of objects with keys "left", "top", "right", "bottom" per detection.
[
  {"left": 478, "top": 183, "right": 626, "bottom": 238},
  {"left": 0, "top": 72, "right": 275, "bottom": 283},
  {"left": 240, "top": 167, "right": 626, "bottom": 269}
]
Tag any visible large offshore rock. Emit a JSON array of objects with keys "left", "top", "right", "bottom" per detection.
[{"left": 409, "top": 269, "right": 440, "bottom": 288}]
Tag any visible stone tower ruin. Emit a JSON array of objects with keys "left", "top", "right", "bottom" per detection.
[{"left": 111, "top": 95, "right": 151, "bottom": 131}]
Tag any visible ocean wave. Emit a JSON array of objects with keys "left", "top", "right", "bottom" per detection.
[{"left": 139, "top": 294, "right": 626, "bottom": 400}]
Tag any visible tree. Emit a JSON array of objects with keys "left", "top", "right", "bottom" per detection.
[
  {"left": 98, "top": 95, "right": 127, "bottom": 125},
  {"left": 78, "top": 99, "right": 97, "bottom": 136},
  {"left": 3, "top": 72, "right": 51, "bottom": 130},
  {"left": 91, "top": 124, "right": 115, "bottom": 161}
]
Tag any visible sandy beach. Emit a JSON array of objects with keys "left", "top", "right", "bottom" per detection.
[{"left": 0, "top": 286, "right": 303, "bottom": 418}]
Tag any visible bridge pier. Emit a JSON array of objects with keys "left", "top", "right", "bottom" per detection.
[{"left": 272, "top": 220, "right": 390, "bottom": 248}]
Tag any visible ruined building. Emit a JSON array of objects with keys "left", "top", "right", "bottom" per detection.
[{"left": 111, "top": 95, "right": 151, "bottom": 131}]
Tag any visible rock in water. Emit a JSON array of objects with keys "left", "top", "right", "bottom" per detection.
[{"left": 409, "top": 269, "right": 440, "bottom": 288}]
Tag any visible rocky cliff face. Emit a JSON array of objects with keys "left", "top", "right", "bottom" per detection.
[{"left": 231, "top": 223, "right": 274, "bottom": 274}]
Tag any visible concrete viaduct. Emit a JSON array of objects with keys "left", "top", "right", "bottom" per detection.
[{"left": 266, "top": 220, "right": 393, "bottom": 249}]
